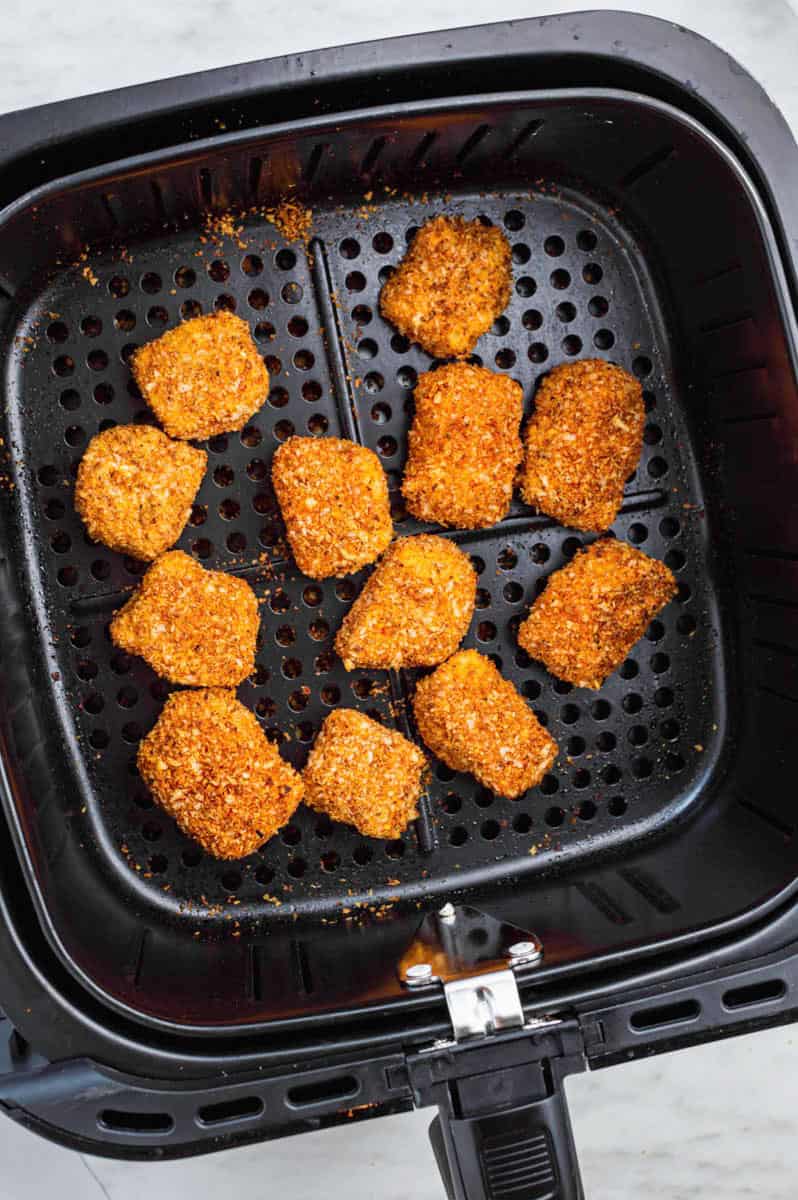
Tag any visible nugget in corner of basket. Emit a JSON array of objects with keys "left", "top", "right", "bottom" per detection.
[
  {"left": 521, "top": 358, "right": 644, "bottom": 532},
  {"left": 132, "top": 310, "right": 269, "bottom": 440},
  {"left": 272, "top": 435, "right": 392, "bottom": 578},
  {"left": 379, "top": 215, "right": 512, "bottom": 358},
  {"left": 111, "top": 550, "right": 258, "bottom": 686},
  {"left": 138, "top": 689, "right": 302, "bottom": 860},
  {"left": 413, "top": 649, "right": 558, "bottom": 799},
  {"left": 335, "top": 534, "right": 476, "bottom": 670},
  {"left": 402, "top": 362, "right": 524, "bottom": 528},
  {"left": 303, "top": 708, "right": 427, "bottom": 840},
  {"left": 75, "top": 424, "right": 206, "bottom": 560},
  {"left": 518, "top": 538, "right": 677, "bottom": 690}
]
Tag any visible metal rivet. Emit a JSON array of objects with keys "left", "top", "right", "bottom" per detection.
[
  {"left": 508, "top": 939, "right": 543, "bottom": 967},
  {"left": 405, "top": 962, "right": 435, "bottom": 987}
]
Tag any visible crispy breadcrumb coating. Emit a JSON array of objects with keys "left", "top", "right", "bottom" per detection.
[
  {"left": 303, "top": 708, "right": 426, "bottom": 839},
  {"left": 111, "top": 550, "right": 258, "bottom": 686},
  {"left": 402, "top": 363, "right": 523, "bottom": 528},
  {"left": 413, "top": 649, "right": 557, "bottom": 799},
  {"left": 518, "top": 538, "right": 677, "bottom": 689},
  {"left": 335, "top": 534, "right": 476, "bottom": 670},
  {"left": 75, "top": 425, "right": 206, "bottom": 560},
  {"left": 272, "top": 436, "right": 392, "bottom": 578},
  {"left": 132, "top": 311, "right": 269, "bottom": 440},
  {"left": 379, "top": 215, "right": 512, "bottom": 358},
  {"left": 521, "top": 359, "right": 644, "bottom": 531},
  {"left": 137, "top": 688, "right": 303, "bottom": 860}
]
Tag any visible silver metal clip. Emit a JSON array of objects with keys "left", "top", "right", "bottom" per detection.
[{"left": 443, "top": 969, "right": 525, "bottom": 1040}]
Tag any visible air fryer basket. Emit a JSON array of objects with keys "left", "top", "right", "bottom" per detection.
[{"left": 0, "top": 84, "right": 796, "bottom": 1037}]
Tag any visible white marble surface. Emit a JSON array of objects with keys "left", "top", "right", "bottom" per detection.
[{"left": 2, "top": 1, "right": 798, "bottom": 1197}]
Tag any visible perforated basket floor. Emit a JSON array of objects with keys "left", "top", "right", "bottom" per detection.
[{"left": 9, "top": 185, "right": 722, "bottom": 927}]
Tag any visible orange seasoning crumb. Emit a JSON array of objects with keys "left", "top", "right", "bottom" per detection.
[
  {"left": 413, "top": 649, "right": 557, "bottom": 799},
  {"left": 521, "top": 359, "right": 644, "bottom": 532},
  {"left": 137, "top": 689, "right": 302, "bottom": 860},
  {"left": 132, "top": 311, "right": 269, "bottom": 439},
  {"left": 263, "top": 199, "right": 313, "bottom": 244},
  {"left": 303, "top": 708, "right": 426, "bottom": 839},
  {"left": 518, "top": 538, "right": 677, "bottom": 689},
  {"left": 111, "top": 550, "right": 259, "bottom": 686},
  {"left": 335, "top": 534, "right": 476, "bottom": 670},
  {"left": 75, "top": 425, "right": 206, "bottom": 560},
  {"left": 402, "top": 363, "right": 523, "bottom": 527},
  {"left": 272, "top": 436, "right": 392, "bottom": 578},
  {"left": 379, "top": 215, "right": 512, "bottom": 358}
]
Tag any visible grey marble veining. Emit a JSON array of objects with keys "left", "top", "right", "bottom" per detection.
[{"left": 1, "top": 2, "right": 797, "bottom": 1197}]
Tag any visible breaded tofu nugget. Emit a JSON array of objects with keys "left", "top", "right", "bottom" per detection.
[
  {"left": 303, "top": 708, "right": 426, "bottom": 839},
  {"left": 132, "top": 311, "right": 269, "bottom": 439},
  {"left": 75, "top": 425, "right": 206, "bottom": 560},
  {"left": 402, "top": 363, "right": 523, "bottom": 528},
  {"left": 413, "top": 650, "right": 557, "bottom": 798},
  {"left": 335, "top": 534, "right": 476, "bottom": 670},
  {"left": 138, "top": 688, "right": 302, "bottom": 859},
  {"left": 272, "top": 436, "right": 392, "bottom": 578},
  {"left": 111, "top": 550, "right": 258, "bottom": 686},
  {"left": 518, "top": 538, "right": 677, "bottom": 689},
  {"left": 379, "top": 215, "right": 512, "bottom": 358},
  {"left": 521, "top": 359, "right": 644, "bottom": 531}
]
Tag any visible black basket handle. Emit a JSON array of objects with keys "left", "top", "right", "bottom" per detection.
[{"left": 428, "top": 1062, "right": 583, "bottom": 1200}]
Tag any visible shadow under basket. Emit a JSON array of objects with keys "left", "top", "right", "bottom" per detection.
[{"left": 0, "top": 81, "right": 797, "bottom": 1038}]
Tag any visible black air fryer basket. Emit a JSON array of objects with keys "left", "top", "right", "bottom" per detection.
[{"left": 0, "top": 12, "right": 797, "bottom": 1197}]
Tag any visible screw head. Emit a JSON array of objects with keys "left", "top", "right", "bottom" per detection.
[
  {"left": 405, "top": 962, "right": 435, "bottom": 987},
  {"left": 508, "top": 939, "right": 543, "bottom": 966}
]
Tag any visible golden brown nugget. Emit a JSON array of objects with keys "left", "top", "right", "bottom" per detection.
[
  {"left": 111, "top": 550, "right": 258, "bottom": 686},
  {"left": 132, "top": 311, "right": 269, "bottom": 439},
  {"left": 75, "top": 425, "right": 206, "bottom": 560},
  {"left": 138, "top": 689, "right": 302, "bottom": 859},
  {"left": 413, "top": 650, "right": 557, "bottom": 799},
  {"left": 379, "top": 215, "right": 512, "bottom": 358},
  {"left": 402, "top": 363, "right": 523, "bottom": 528},
  {"left": 335, "top": 534, "right": 476, "bottom": 670},
  {"left": 272, "top": 436, "right": 392, "bottom": 578},
  {"left": 518, "top": 539, "right": 677, "bottom": 689},
  {"left": 303, "top": 709, "right": 426, "bottom": 839},
  {"left": 521, "top": 359, "right": 644, "bottom": 532}
]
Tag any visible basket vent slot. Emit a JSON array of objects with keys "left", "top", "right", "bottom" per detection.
[
  {"left": 99, "top": 1109, "right": 174, "bottom": 1134},
  {"left": 620, "top": 146, "right": 675, "bottom": 189},
  {"left": 361, "top": 136, "right": 388, "bottom": 175},
  {"left": 197, "top": 1095, "right": 264, "bottom": 1126},
  {"left": 456, "top": 123, "right": 492, "bottom": 165},
  {"left": 503, "top": 118, "right": 543, "bottom": 159},
  {"left": 287, "top": 1074, "right": 359, "bottom": 1108},
  {"left": 722, "top": 979, "right": 786, "bottom": 1010},
  {"left": 630, "top": 998, "right": 700, "bottom": 1031},
  {"left": 410, "top": 131, "right": 438, "bottom": 167}
]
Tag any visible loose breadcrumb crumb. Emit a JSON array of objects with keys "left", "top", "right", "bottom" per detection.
[
  {"left": 335, "top": 534, "right": 476, "bottom": 670},
  {"left": 111, "top": 550, "right": 259, "bottom": 686},
  {"left": 132, "top": 311, "right": 269, "bottom": 439},
  {"left": 263, "top": 199, "right": 313, "bottom": 244},
  {"left": 413, "top": 649, "right": 557, "bottom": 798},
  {"left": 303, "top": 708, "right": 426, "bottom": 839},
  {"left": 379, "top": 215, "right": 512, "bottom": 358},
  {"left": 518, "top": 538, "right": 677, "bottom": 689},
  {"left": 75, "top": 425, "right": 206, "bottom": 560},
  {"left": 137, "top": 689, "right": 303, "bottom": 860},
  {"left": 402, "top": 363, "right": 523, "bottom": 527},
  {"left": 521, "top": 359, "right": 644, "bottom": 531},
  {"left": 272, "top": 436, "right": 392, "bottom": 578}
]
